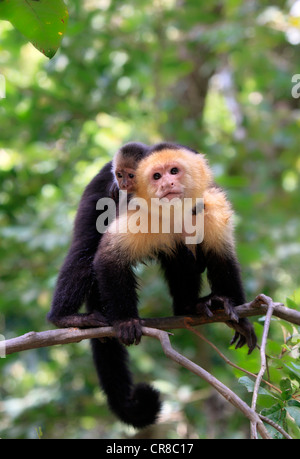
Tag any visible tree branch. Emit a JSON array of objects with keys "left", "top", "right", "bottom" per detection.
[
  {"left": 2, "top": 294, "right": 299, "bottom": 356},
  {"left": 1, "top": 294, "right": 298, "bottom": 439}
]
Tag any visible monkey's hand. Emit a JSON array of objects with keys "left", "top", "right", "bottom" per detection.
[
  {"left": 196, "top": 294, "right": 239, "bottom": 321},
  {"left": 195, "top": 295, "right": 257, "bottom": 353},
  {"left": 227, "top": 318, "right": 257, "bottom": 354},
  {"left": 109, "top": 182, "right": 120, "bottom": 201},
  {"left": 113, "top": 318, "right": 143, "bottom": 346},
  {"left": 208, "top": 295, "right": 257, "bottom": 353},
  {"left": 194, "top": 298, "right": 214, "bottom": 318}
]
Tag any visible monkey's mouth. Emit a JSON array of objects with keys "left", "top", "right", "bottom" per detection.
[
  {"left": 120, "top": 185, "right": 134, "bottom": 192},
  {"left": 160, "top": 191, "right": 183, "bottom": 201}
]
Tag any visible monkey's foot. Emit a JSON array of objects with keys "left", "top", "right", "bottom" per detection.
[{"left": 113, "top": 318, "right": 143, "bottom": 346}]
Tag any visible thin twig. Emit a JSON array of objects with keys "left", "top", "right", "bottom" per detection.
[
  {"left": 185, "top": 320, "right": 292, "bottom": 439},
  {"left": 184, "top": 320, "right": 282, "bottom": 396},
  {"left": 258, "top": 414, "right": 292, "bottom": 440},
  {"left": 250, "top": 294, "right": 275, "bottom": 439},
  {"left": 141, "top": 327, "right": 272, "bottom": 439}
]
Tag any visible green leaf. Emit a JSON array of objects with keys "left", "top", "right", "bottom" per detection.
[
  {"left": 238, "top": 376, "right": 276, "bottom": 397},
  {"left": 280, "top": 378, "right": 293, "bottom": 401},
  {"left": 286, "top": 297, "right": 298, "bottom": 309},
  {"left": 261, "top": 404, "right": 287, "bottom": 438},
  {"left": 286, "top": 407, "right": 300, "bottom": 427},
  {"left": 0, "top": 0, "right": 68, "bottom": 58},
  {"left": 261, "top": 403, "right": 285, "bottom": 424},
  {"left": 284, "top": 362, "right": 300, "bottom": 379}
]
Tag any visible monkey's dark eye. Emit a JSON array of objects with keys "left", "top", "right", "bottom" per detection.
[
  {"left": 117, "top": 172, "right": 123, "bottom": 178},
  {"left": 170, "top": 167, "right": 179, "bottom": 175},
  {"left": 153, "top": 172, "right": 161, "bottom": 180},
  {"left": 128, "top": 173, "right": 135, "bottom": 179}
]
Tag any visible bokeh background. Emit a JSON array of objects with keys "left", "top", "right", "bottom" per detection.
[{"left": 1, "top": 0, "right": 300, "bottom": 439}]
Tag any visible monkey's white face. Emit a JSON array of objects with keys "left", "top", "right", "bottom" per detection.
[
  {"left": 115, "top": 167, "right": 136, "bottom": 192},
  {"left": 149, "top": 162, "right": 185, "bottom": 200}
]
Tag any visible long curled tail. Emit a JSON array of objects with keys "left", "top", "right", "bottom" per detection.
[{"left": 91, "top": 338, "right": 161, "bottom": 428}]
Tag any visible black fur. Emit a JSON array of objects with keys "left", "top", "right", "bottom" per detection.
[
  {"left": 158, "top": 244, "right": 206, "bottom": 316},
  {"left": 91, "top": 339, "right": 160, "bottom": 428},
  {"left": 47, "top": 143, "right": 159, "bottom": 428},
  {"left": 149, "top": 141, "right": 199, "bottom": 155},
  {"left": 48, "top": 161, "right": 114, "bottom": 328},
  {"left": 120, "top": 141, "right": 150, "bottom": 162}
]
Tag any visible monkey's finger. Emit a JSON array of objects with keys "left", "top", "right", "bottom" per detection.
[
  {"left": 230, "top": 331, "right": 239, "bottom": 346},
  {"left": 134, "top": 331, "right": 142, "bottom": 345},
  {"left": 235, "top": 334, "right": 246, "bottom": 349},
  {"left": 223, "top": 298, "right": 239, "bottom": 322},
  {"left": 230, "top": 329, "right": 257, "bottom": 354},
  {"left": 196, "top": 301, "right": 213, "bottom": 318},
  {"left": 247, "top": 330, "right": 257, "bottom": 354},
  {"left": 133, "top": 319, "right": 143, "bottom": 345},
  {"left": 230, "top": 331, "right": 246, "bottom": 349}
]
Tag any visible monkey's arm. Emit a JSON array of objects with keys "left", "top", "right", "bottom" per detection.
[
  {"left": 199, "top": 249, "right": 257, "bottom": 353},
  {"left": 48, "top": 163, "right": 114, "bottom": 329},
  {"left": 198, "top": 186, "right": 257, "bottom": 352}
]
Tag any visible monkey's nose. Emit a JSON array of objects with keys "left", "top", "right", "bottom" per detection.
[{"left": 161, "top": 180, "right": 174, "bottom": 191}]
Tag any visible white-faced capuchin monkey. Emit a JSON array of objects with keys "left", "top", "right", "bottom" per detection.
[
  {"left": 48, "top": 142, "right": 149, "bottom": 329},
  {"left": 91, "top": 142, "right": 257, "bottom": 428}
]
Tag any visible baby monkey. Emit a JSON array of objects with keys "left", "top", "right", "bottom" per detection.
[{"left": 48, "top": 142, "right": 149, "bottom": 329}]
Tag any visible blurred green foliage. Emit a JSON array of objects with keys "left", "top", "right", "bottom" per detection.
[{"left": 0, "top": 0, "right": 300, "bottom": 439}]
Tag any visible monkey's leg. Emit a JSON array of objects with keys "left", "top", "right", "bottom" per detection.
[
  {"left": 93, "top": 253, "right": 142, "bottom": 346},
  {"left": 48, "top": 244, "right": 109, "bottom": 328}
]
